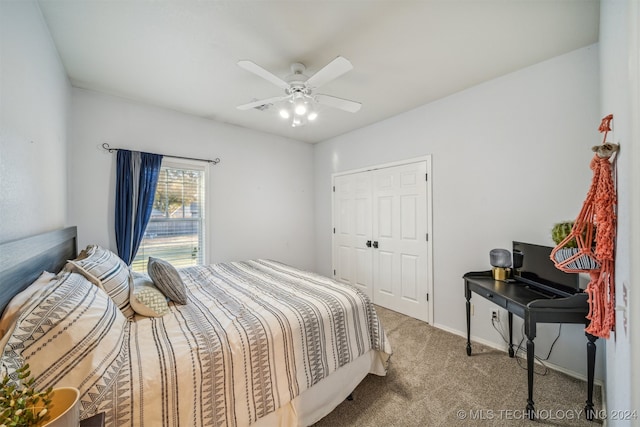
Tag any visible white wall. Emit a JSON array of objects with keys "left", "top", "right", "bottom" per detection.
[
  {"left": 0, "top": 0, "right": 71, "bottom": 243},
  {"left": 599, "top": 0, "right": 637, "bottom": 424},
  {"left": 315, "top": 45, "right": 606, "bottom": 379},
  {"left": 68, "top": 89, "right": 316, "bottom": 271},
  {"left": 629, "top": 0, "right": 640, "bottom": 418}
]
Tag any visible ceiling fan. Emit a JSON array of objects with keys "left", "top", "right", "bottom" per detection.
[{"left": 236, "top": 56, "right": 361, "bottom": 127}]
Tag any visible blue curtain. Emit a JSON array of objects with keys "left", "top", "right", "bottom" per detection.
[{"left": 115, "top": 150, "right": 163, "bottom": 265}]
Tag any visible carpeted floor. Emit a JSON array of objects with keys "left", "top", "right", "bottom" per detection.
[{"left": 313, "top": 306, "right": 603, "bottom": 427}]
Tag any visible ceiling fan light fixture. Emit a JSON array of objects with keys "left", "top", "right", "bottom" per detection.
[
  {"left": 292, "top": 91, "right": 307, "bottom": 115},
  {"left": 294, "top": 103, "right": 307, "bottom": 116},
  {"left": 291, "top": 116, "right": 305, "bottom": 128},
  {"left": 308, "top": 111, "right": 318, "bottom": 121},
  {"left": 279, "top": 109, "right": 290, "bottom": 119}
]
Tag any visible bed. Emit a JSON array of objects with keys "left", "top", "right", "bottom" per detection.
[{"left": 0, "top": 227, "right": 391, "bottom": 427}]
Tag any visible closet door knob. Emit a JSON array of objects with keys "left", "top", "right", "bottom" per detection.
[
  {"left": 366, "top": 240, "right": 372, "bottom": 248},
  {"left": 373, "top": 241, "right": 379, "bottom": 248}
]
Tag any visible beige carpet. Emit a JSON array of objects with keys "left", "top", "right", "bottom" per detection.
[{"left": 313, "top": 306, "right": 603, "bottom": 427}]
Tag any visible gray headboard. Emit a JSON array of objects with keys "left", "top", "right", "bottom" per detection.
[{"left": 0, "top": 227, "right": 77, "bottom": 315}]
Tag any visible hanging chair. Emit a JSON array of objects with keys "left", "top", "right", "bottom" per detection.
[{"left": 549, "top": 114, "right": 618, "bottom": 339}]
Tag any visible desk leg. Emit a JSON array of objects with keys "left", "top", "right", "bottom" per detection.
[
  {"left": 526, "top": 338, "right": 535, "bottom": 419},
  {"left": 465, "top": 296, "right": 472, "bottom": 356},
  {"left": 585, "top": 333, "right": 597, "bottom": 421},
  {"left": 508, "top": 312, "right": 514, "bottom": 358}
]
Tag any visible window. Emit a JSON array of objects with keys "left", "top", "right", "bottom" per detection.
[{"left": 132, "top": 161, "right": 206, "bottom": 272}]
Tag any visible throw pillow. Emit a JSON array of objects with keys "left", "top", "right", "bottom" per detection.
[
  {"left": 67, "top": 245, "right": 135, "bottom": 318},
  {"left": 0, "top": 270, "right": 128, "bottom": 408},
  {"left": 147, "top": 257, "right": 188, "bottom": 304},
  {"left": 130, "top": 272, "right": 170, "bottom": 317}
]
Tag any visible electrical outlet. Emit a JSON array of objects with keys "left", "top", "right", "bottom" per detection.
[{"left": 491, "top": 309, "right": 499, "bottom": 322}]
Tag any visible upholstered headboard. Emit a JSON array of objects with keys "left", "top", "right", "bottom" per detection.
[{"left": 0, "top": 227, "right": 77, "bottom": 315}]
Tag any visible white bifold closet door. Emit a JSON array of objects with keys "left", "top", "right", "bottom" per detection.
[{"left": 333, "top": 160, "right": 429, "bottom": 322}]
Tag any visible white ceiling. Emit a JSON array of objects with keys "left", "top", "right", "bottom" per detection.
[{"left": 37, "top": 0, "right": 600, "bottom": 143}]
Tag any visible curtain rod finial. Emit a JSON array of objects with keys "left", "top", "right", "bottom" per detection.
[{"left": 102, "top": 143, "right": 117, "bottom": 153}]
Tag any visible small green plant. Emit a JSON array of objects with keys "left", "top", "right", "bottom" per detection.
[
  {"left": 552, "top": 221, "right": 596, "bottom": 249},
  {"left": 552, "top": 221, "right": 577, "bottom": 247},
  {"left": 0, "top": 364, "right": 52, "bottom": 427}
]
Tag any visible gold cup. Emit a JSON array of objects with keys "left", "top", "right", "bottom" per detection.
[{"left": 492, "top": 267, "right": 508, "bottom": 280}]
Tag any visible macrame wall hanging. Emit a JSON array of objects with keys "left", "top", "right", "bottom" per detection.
[{"left": 550, "top": 114, "right": 618, "bottom": 339}]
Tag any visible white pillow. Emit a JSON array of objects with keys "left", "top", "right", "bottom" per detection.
[
  {"left": 66, "top": 245, "right": 135, "bottom": 318},
  {"left": 0, "top": 271, "right": 57, "bottom": 340},
  {"left": 130, "top": 272, "right": 169, "bottom": 317},
  {"left": 0, "top": 270, "right": 128, "bottom": 419}
]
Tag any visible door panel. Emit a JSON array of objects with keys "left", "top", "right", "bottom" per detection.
[
  {"left": 378, "top": 250, "right": 394, "bottom": 294},
  {"left": 355, "top": 248, "right": 370, "bottom": 289},
  {"left": 355, "top": 198, "right": 369, "bottom": 236},
  {"left": 333, "top": 173, "right": 372, "bottom": 297},
  {"left": 400, "top": 253, "right": 419, "bottom": 302},
  {"left": 372, "top": 162, "right": 428, "bottom": 321},
  {"left": 377, "top": 197, "right": 394, "bottom": 238},
  {"left": 400, "top": 195, "right": 417, "bottom": 240}
]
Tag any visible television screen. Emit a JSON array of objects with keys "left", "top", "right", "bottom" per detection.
[{"left": 512, "top": 241, "right": 580, "bottom": 296}]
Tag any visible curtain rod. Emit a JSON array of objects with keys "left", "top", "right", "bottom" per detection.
[{"left": 102, "top": 143, "right": 220, "bottom": 165}]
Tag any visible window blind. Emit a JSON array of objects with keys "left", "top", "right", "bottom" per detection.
[{"left": 132, "top": 165, "right": 205, "bottom": 272}]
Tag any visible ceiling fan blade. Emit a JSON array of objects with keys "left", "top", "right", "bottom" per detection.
[
  {"left": 238, "top": 60, "right": 290, "bottom": 90},
  {"left": 306, "top": 56, "right": 353, "bottom": 89},
  {"left": 315, "top": 94, "right": 361, "bottom": 113},
  {"left": 237, "top": 95, "right": 289, "bottom": 110}
]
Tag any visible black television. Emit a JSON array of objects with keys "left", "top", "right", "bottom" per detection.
[{"left": 512, "top": 241, "right": 580, "bottom": 297}]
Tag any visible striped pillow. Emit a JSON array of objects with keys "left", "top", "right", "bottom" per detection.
[
  {"left": 67, "top": 245, "right": 135, "bottom": 318},
  {"left": 0, "top": 270, "right": 128, "bottom": 420},
  {"left": 147, "top": 257, "right": 187, "bottom": 304},
  {"left": 553, "top": 247, "right": 600, "bottom": 271}
]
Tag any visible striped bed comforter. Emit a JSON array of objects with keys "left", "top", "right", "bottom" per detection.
[{"left": 1, "top": 259, "right": 391, "bottom": 427}]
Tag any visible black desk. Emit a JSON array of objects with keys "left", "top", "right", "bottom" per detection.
[{"left": 464, "top": 272, "right": 597, "bottom": 420}]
